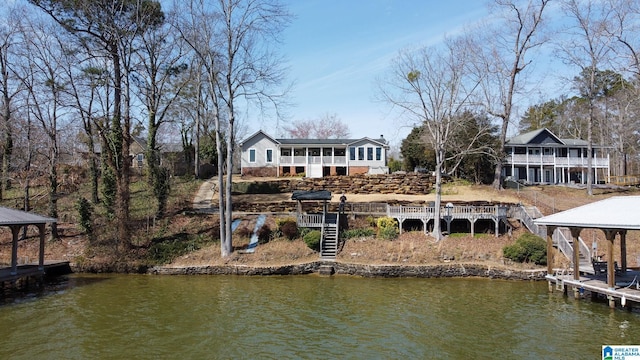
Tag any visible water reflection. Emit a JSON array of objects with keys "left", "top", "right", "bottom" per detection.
[{"left": 0, "top": 275, "right": 638, "bottom": 359}]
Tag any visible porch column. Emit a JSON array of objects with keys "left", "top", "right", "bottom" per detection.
[{"left": 546, "top": 225, "right": 556, "bottom": 292}]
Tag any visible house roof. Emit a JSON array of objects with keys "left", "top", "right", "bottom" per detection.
[
  {"left": 534, "top": 196, "right": 640, "bottom": 230},
  {"left": 0, "top": 207, "right": 57, "bottom": 226},
  {"left": 240, "top": 130, "right": 280, "bottom": 146},
  {"left": 506, "top": 128, "right": 604, "bottom": 148},
  {"left": 506, "top": 128, "right": 563, "bottom": 145},
  {"left": 240, "top": 130, "right": 389, "bottom": 148},
  {"left": 277, "top": 138, "right": 353, "bottom": 145}
]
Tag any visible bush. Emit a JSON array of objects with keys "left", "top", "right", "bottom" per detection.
[
  {"left": 343, "top": 228, "right": 376, "bottom": 239},
  {"left": 378, "top": 226, "right": 399, "bottom": 240},
  {"left": 236, "top": 226, "right": 252, "bottom": 238},
  {"left": 257, "top": 224, "right": 271, "bottom": 243},
  {"left": 277, "top": 218, "right": 298, "bottom": 240},
  {"left": 303, "top": 230, "right": 321, "bottom": 251},
  {"left": 75, "top": 197, "right": 93, "bottom": 235},
  {"left": 376, "top": 217, "right": 399, "bottom": 240},
  {"left": 503, "top": 233, "right": 547, "bottom": 265}
]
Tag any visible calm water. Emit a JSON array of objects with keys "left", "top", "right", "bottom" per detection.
[{"left": 0, "top": 274, "right": 639, "bottom": 359}]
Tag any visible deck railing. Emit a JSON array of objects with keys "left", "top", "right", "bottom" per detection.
[{"left": 297, "top": 213, "right": 324, "bottom": 227}]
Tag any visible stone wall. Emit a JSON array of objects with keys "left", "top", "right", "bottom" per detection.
[
  {"left": 237, "top": 172, "right": 435, "bottom": 195},
  {"left": 150, "top": 261, "right": 547, "bottom": 280}
]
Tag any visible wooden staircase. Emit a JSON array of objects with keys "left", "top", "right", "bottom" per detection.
[
  {"left": 514, "top": 205, "right": 594, "bottom": 274},
  {"left": 320, "top": 213, "right": 340, "bottom": 260}
]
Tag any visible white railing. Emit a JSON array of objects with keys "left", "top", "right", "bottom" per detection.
[
  {"left": 553, "top": 227, "right": 592, "bottom": 270},
  {"left": 297, "top": 213, "right": 324, "bottom": 227},
  {"left": 387, "top": 205, "right": 508, "bottom": 219},
  {"left": 507, "top": 154, "right": 609, "bottom": 167},
  {"left": 279, "top": 155, "right": 348, "bottom": 165}
]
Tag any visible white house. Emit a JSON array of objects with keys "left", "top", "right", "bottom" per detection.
[
  {"left": 239, "top": 130, "right": 390, "bottom": 177},
  {"left": 503, "top": 128, "right": 610, "bottom": 184}
]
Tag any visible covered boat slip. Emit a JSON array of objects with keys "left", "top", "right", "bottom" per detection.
[
  {"left": 535, "top": 196, "right": 640, "bottom": 308},
  {"left": 0, "top": 207, "right": 56, "bottom": 284}
]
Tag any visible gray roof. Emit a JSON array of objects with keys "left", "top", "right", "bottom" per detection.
[
  {"left": 277, "top": 138, "right": 354, "bottom": 145},
  {"left": 240, "top": 130, "right": 388, "bottom": 147},
  {"left": 534, "top": 196, "right": 640, "bottom": 230},
  {"left": 291, "top": 190, "right": 332, "bottom": 201},
  {"left": 507, "top": 128, "right": 591, "bottom": 147},
  {"left": 0, "top": 207, "right": 57, "bottom": 226}
]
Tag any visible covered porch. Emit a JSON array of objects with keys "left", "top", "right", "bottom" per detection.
[{"left": 535, "top": 196, "right": 640, "bottom": 309}]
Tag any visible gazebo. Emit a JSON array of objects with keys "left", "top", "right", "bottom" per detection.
[
  {"left": 535, "top": 196, "right": 640, "bottom": 307},
  {"left": 0, "top": 207, "right": 57, "bottom": 282}
]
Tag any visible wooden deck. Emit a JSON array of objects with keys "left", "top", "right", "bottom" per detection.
[
  {"left": 0, "top": 260, "right": 71, "bottom": 283},
  {"left": 547, "top": 269, "right": 640, "bottom": 307}
]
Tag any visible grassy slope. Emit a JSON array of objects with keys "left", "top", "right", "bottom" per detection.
[{"left": 1, "top": 172, "right": 638, "bottom": 271}]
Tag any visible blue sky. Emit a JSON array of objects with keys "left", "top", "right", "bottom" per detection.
[{"left": 266, "top": 0, "right": 489, "bottom": 148}]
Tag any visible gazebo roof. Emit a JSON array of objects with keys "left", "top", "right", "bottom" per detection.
[
  {"left": 0, "top": 206, "right": 57, "bottom": 226},
  {"left": 291, "top": 190, "right": 332, "bottom": 201},
  {"left": 534, "top": 196, "right": 640, "bottom": 230}
]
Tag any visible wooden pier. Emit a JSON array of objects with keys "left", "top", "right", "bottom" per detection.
[{"left": 547, "top": 269, "right": 640, "bottom": 309}]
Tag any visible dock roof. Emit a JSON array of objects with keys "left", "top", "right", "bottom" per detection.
[
  {"left": 534, "top": 196, "right": 640, "bottom": 230},
  {"left": 0, "top": 206, "right": 57, "bottom": 226}
]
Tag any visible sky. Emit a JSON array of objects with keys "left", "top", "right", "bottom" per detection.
[{"left": 255, "top": 0, "right": 490, "bottom": 149}]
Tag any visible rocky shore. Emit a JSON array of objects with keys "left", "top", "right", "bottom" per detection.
[{"left": 148, "top": 261, "right": 547, "bottom": 280}]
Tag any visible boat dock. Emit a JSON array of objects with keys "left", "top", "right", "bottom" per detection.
[{"left": 547, "top": 268, "right": 640, "bottom": 308}]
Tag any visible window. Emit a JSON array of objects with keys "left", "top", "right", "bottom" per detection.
[
  {"left": 266, "top": 149, "right": 273, "bottom": 163},
  {"left": 349, "top": 147, "right": 356, "bottom": 160},
  {"left": 375, "top": 147, "right": 382, "bottom": 161},
  {"left": 367, "top": 147, "right": 373, "bottom": 160},
  {"left": 358, "top": 147, "right": 364, "bottom": 160},
  {"left": 249, "top": 148, "right": 256, "bottom": 163}
]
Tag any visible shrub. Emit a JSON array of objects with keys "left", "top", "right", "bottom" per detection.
[
  {"left": 75, "top": 197, "right": 93, "bottom": 235},
  {"left": 365, "top": 216, "right": 377, "bottom": 227},
  {"left": 298, "top": 227, "right": 312, "bottom": 238},
  {"left": 343, "top": 228, "right": 376, "bottom": 239},
  {"left": 378, "top": 226, "right": 399, "bottom": 240},
  {"left": 257, "top": 224, "right": 271, "bottom": 243},
  {"left": 235, "top": 226, "right": 252, "bottom": 238},
  {"left": 303, "top": 230, "right": 321, "bottom": 251},
  {"left": 503, "top": 233, "right": 547, "bottom": 265},
  {"left": 152, "top": 167, "right": 171, "bottom": 218},
  {"left": 277, "top": 218, "right": 298, "bottom": 240},
  {"left": 376, "top": 217, "right": 399, "bottom": 240}
]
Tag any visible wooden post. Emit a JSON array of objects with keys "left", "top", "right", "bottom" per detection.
[
  {"left": 38, "top": 224, "right": 46, "bottom": 271},
  {"left": 546, "top": 225, "right": 556, "bottom": 292},
  {"left": 603, "top": 229, "right": 617, "bottom": 292},
  {"left": 10, "top": 226, "right": 20, "bottom": 276},
  {"left": 620, "top": 230, "right": 627, "bottom": 273},
  {"left": 570, "top": 227, "right": 582, "bottom": 281}
]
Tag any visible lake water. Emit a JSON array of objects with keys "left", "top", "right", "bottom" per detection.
[{"left": 0, "top": 274, "right": 639, "bottom": 359}]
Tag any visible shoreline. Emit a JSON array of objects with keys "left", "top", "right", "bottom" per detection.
[{"left": 145, "top": 261, "right": 547, "bottom": 280}]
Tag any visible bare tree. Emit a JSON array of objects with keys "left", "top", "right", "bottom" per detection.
[
  {"left": 14, "top": 13, "right": 69, "bottom": 240},
  {"left": 30, "top": 0, "right": 165, "bottom": 249},
  {"left": 467, "top": 0, "right": 550, "bottom": 190},
  {"left": 178, "top": 0, "right": 291, "bottom": 256},
  {"left": 380, "top": 40, "right": 482, "bottom": 241},
  {"left": 284, "top": 113, "right": 351, "bottom": 139},
  {"left": 558, "top": 0, "right": 615, "bottom": 195},
  {"left": 0, "top": 8, "right": 23, "bottom": 201}
]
